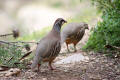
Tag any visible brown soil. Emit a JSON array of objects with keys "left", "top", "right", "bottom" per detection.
[{"left": 0, "top": 51, "right": 120, "bottom": 80}]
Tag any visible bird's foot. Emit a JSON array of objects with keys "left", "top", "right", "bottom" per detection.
[
  {"left": 32, "top": 69, "right": 40, "bottom": 72},
  {"left": 74, "top": 50, "right": 77, "bottom": 52},
  {"left": 50, "top": 68, "right": 61, "bottom": 72},
  {"left": 49, "top": 66, "right": 55, "bottom": 70},
  {"left": 74, "top": 49, "right": 77, "bottom": 52}
]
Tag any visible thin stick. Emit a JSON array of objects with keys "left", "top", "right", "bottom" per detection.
[
  {"left": 0, "top": 41, "right": 22, "bottom": 47},
  {"left": 10, "top": 41, "right": 38, "bottom": 44},
  {"left": 0, "top": 40, "right": 38, "bottom": 44},
  {"left": 105, "top": 44, "right": 120, "bottom": 51},
  {"left": 19, "top": 51, "right": 32, "bottom": 60},
  {"left": 0, "top": 33, "right": 13, "bottom": 37},
  {"left": 7, "top": 56, "right": 14, "bottom": 63}
]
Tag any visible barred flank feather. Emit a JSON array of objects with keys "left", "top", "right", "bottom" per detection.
[{"left": 61, "top": 22, "right": 88, "bottom": 52}]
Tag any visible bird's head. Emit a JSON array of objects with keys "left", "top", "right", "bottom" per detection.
[
  {"left": 54, "top": 18, "right": 67, "bottom": 27},
  {"left": 83, "top": 23, "right": 89, "bottom": 30}
]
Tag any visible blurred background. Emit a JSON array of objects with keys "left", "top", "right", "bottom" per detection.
[{"left": 0, "top": 0, "right": 99, "bottom": 41}]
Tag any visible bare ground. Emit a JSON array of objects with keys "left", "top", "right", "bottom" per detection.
[{"left": 0, "top": 51, "right": 120, "bottom": 80}]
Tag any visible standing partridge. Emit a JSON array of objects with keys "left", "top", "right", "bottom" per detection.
[
  {"left": 31, "top": 18, "right": 67, "bottom": 71},
  {"left": 61, "top": 22, "right": 89, "bottom": 52}
]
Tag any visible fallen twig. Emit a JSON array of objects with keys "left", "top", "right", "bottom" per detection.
[
  {"left": 0, "top": 41, "right": 22, "bottom": 47},
  {"left": 0, "top": 33, "right": 13, "bottom": 37},
  {"left": 19, "top": 51, "right": 32, "bottom": 60},
  {"left": 0, "top": 40, "right": 38, "bottom": 46},
  {"left": 7, "top": 56, "right": 14, "bottom": 63},
  {"left": 10, "top": 41, "right": 38, "bottom": 44},
  {"left": 0, "top": 65, "right": 10, "bottom": 71},
  {"left": 105, "top": 44, "right": 120, "bottom": 51},
  {"left": 0, "top": 29, "right": 19, "bottom": 39}
]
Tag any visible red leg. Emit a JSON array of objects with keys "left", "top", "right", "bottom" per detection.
[
  {"left": 66, "top": 43, "right": 70, "bottom": 52},
  {"left": 48, "top": 61, "right": 54, "bottom": 70},
  {"left": 74, "top": 44, "right": 77, "bottom": 52},
  {"left": 38, "top": 64, "right": 41, "bottom": 71}
]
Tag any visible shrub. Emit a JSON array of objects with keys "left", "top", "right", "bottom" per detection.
[
  {"left": 84, "top": 0, "right": 120, "bottom": 52},
  {"left": 0, "top": 43, "right": 30, "bottom": 69}
]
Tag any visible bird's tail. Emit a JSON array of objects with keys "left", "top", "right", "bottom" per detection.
[{"left": 31, "top": 55, "right": 42, "bottom": 70}]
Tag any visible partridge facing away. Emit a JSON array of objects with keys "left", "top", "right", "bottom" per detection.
[
  {"left": 31, "top": 18, "right": 67, "bottom": 71},
  {"left": 61, "top": 22, "right": 89, "bottom": 52}
]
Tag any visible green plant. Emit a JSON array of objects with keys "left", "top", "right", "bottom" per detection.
[
  {"left": 84, "top": 0, "right": 120, "bottom": 53},
  {"left": 0, "top": 44, "right": 30, "bottom": 69}
]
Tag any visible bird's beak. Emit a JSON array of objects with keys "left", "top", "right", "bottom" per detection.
[
  {"left": 88, "top": 27, "right": 89, "bottom": 30},
  {"left": 64, "top": 20, "right": 67, "bottom": 23},
  {"left": 62, "top": 20, "right": 67, "bottom": 25},
  {"left": 87, "top": 25, "right": 89, "bottom": 30}
]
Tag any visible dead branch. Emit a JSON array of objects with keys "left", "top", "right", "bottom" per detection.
[
  {"left": 19, "top": 51, "right": 32, "bottom": 60},
  {"left": 0, "top": 40, "right": 38, "bottom": 44},
  {"left": 0, "top": 29, "right": 19, "bottom": 39},
  {"left": 0, "top": 41, "right": 22, "bottom": 47},
  {"left": 0, "top": 65, "right": 10, "bottom": 71},
  {"left": 0, "top": 33, "right": 13, "bottom": 37},
  {"left": 0, "top": 40, "right": 38, "bottom": 49},
  {"left": 10, "top": 41, "right": 38, "bottom": 44},
  {"left": 7, "top": 56, "right": 14, "bottom": 63},
  {"left": 105, "top": 44, "right": 120, "bottom": 51}
]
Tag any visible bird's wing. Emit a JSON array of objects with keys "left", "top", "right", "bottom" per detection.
[
  {"left": 41, "top": 38, "right": 60, "bottom": 58},
  {"left": 61, "top": 23, "right": 83, "bottom": 42},
  {"left": 31, "top": 38, "right": 48, "bottom": 69},
  {"left": 31, "top": 36, "right": 59, "bottom": 69}
]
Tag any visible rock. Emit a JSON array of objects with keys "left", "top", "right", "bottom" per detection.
[
  {"left": 5, "top": 68, "right": 21, "bottom": 77},
  {"left": 42, "top": 78, "right": 47, "bottom": 80},
  {"left": 55, "top": 53, "right": 89, "bottom": 64}
]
